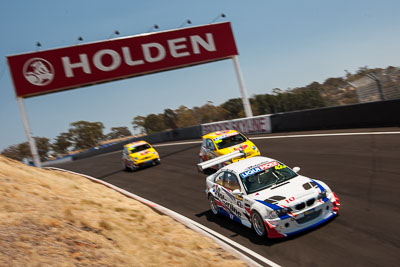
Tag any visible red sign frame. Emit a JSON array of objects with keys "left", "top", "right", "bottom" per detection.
[{"left": 7, "top": 22, "right": 238, "bottom": 98}]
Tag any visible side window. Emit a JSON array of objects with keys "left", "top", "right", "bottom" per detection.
[
  {"left": 206, "top": 139, "right": 216, "bottom": 151},
  {"left": 224, "top": 172, "right": 241, "bottom": 191},
  {"left": 214, "top": 172, "right": 224, "bottom": 186},
  {"left": 202, "top": 139, "right": 207, "bottom": 148}
]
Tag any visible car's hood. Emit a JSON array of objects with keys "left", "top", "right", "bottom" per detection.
[
  {"left": 217, "top": 141, "right": 256, "bottom": 155},
  {"left": 130, "top": 149, "right": 155, "bottom": 159},
  {"left": 250, "top": 175, "right": 321, "bottom": 206}
]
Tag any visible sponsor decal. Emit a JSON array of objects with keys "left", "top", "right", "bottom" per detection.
[
  {"left": 215, "top": 187, "right": 242, "bottom": 219},
  {"left": 232, "top": 144, "right": 248, "bottom": 151},
  {"left": 240, "top": 161, "right": 279, "bottom": 178},
  {"left": 213, "top": 131, "right": 239, "bottom": 141},
  {"left": 240, "top": 166, "right": 262, "bottom": 178},
  {"left": 214, "top": 130, "right": 230, "bottom": 135},
  {"left": 128, "top": 141, "right": 147, "bottom": 147},
  {"left": 202, "top": 115, "right": 272, "bottom": 135},
  {"left": 274, "top": 164, "right": 286, "bottom": 170}
]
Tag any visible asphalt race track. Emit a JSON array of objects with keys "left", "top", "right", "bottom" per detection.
[{"left": 51, "top": 128, "right": 400, "bottom": 267}]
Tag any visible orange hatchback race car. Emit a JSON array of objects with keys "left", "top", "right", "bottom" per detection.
[
  {"left": 122, "top": 141, "right": 160, "bottom": 171},
  {"left": 199, "top": 130, "right": 260, "bottom": 172}
]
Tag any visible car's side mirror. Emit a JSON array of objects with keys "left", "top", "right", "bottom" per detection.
[
  {"left": 232, "top": 189, "right": 242, "bottom": 196},
  {"left": 293, "top": 167, "right": 301, "bottom": 173}
]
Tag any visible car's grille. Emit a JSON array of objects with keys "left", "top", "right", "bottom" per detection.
[
  {"left": 306, "top": 198, "right": 315, "bottom": 206},
  {"left": 295, "top": 202, "right": 305, "bottom": 210},
  {"left": 294, "top": 198, "right": 316, "bottom": 211},
  {"left": 296, "top": 209, "right": 322, "bottom": 224}
]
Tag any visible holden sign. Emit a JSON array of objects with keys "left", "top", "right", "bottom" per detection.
[{"left": 7, "top": 22, "right": 238, "bottom": 98}]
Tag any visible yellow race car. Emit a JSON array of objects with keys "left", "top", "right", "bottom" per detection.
[
  {"left": 122, "top": 141, "right": 160, "bottom": 171},
  {"left": 199, "top": 130, "right": 260, "bottom": 171}
]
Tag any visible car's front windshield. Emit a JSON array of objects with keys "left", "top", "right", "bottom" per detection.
[
  {"left": 129, "top": 144, "right": 151, "bottom": 154},
  {"left": 214, "top": 133, "right": 247, "bottom": 150},
  {"left": 240, "top": 164, "right": 298, "bottom": 194}
]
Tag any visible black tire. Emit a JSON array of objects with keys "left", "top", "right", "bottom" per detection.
[
  {"left": 208, "top": 194, "right": 219, "bottom": 216},
  {"left": 251, "top": 211, "right": 266, "bottom": 237},
  {"left": 124, "top": 161, "right": 137, "bottom": 172},
  {"left": 130, "top": 164, "right": 137, "bottom": 172},
  {"left": 122, "top": 161, "right": 130, "bottom": 171},
  {"left": 199, "top": 157, "right": 205, "bottom": 173}
]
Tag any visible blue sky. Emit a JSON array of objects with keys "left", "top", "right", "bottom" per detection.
[{"left": 1, "top": 0, "right": 399, "bottom": 151}]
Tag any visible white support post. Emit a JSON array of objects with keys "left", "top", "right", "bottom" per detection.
[
  {"left": 17, "top": 97, "right": 42, "bottom": 168},
  {"left": 232, "top": 55, "right": 253, "bottom": 118}
]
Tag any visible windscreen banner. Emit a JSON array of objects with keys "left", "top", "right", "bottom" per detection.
[
  {"left": 202, "top": 114, "right": 272, "bottom": 135},
  {"left": 7, "top": 22, "right": 238, "bottom": 98}
]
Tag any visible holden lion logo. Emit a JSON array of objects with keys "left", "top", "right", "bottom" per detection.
[{"left": 23, "top": 58, "right": 54, "bottom": 86}]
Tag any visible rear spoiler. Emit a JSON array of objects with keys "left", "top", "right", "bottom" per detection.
[{"left": 197, "top": 149, "right": 245, "bottom": 172}]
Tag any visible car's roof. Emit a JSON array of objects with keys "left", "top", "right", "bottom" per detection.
[
  {"left": 202, "top": 129, "right": 240, "bottom": 140},
  {"left": 221, "top": 156, "right": 278, "bottom": 174},
  {"left": 124, "top": 140, "right": 149, "bottom": 148}
]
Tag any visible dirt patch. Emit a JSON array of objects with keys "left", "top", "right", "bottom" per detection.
[{"left": 0, "top": 155, "right": 247, "bottom": 267}]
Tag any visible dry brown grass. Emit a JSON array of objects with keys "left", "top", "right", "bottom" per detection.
[{"left": 0, "top": 155, "right": 247, "bottom": 267}]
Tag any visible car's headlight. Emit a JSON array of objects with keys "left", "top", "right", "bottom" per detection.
[
  {"left": 133, "top": 157, "right": 138, "bottom": 161},
  {"left": 318, "top": 190, "right": 327, "bottom": 199},
  {"left": 267, "top": 207, "right": 292, "bottom": 219},
  {"left": 275, "top": 207, "right": 292, "bottom": 217},
  {"left": 252, "top": 146, "right": 257, "bottom": 151},
  {"left": 267, "top": 210, "right": 278, "bottom": 219}
]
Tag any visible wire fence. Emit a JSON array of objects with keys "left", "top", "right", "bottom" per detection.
[{"left": 352, "top": 68, "right": 400, "bottom": 103}]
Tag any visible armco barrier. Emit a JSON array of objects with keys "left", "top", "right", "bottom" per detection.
[{"left": 270, "top": 99, "right": 400, "bottom": 133}]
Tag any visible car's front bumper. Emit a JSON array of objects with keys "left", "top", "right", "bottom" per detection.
[
  {"left": 264, "top": 194, "right": 340, "bottom": 238},
  {"left": 132, "top": 155, "right": 160, "bottom": 167}
]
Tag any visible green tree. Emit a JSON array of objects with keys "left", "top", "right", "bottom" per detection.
[
  {"left": 52, "top": 132, "right": 72, "bottom": 156},
  {"left": 34, "top": 137, "right": 51, "bottom": 161},
  {"left": 193, "top": 101, "right": 229, "bottom": 123},
  {"left": 144, "top": 114, "right": 166, "bottom": 134},
  {"left": 219, "top": 98, "right": 244, "bottom": 119},
  {"left": 68, "top": 121, "right": 105, "bottom": 150},
  {"left": 132, "top": 116, "right": 146, "bottom": 134},
  {"left": 1, "top": 137, "right": 50, "bottom": 162},
  {"left": 106, "top": 127, "right": 132, "bottom": 139},
  {"left": 163, "top": 109, "right": 178, "bottom": 129},
  {"left": 1, "top": 144, "right": 23, "bottom": 161},
  {"left": 17, "top": 142, "right": 31, "bottom": 159},
  {"left": 175, "top": 106, "right": 197, "bottom": 128}
]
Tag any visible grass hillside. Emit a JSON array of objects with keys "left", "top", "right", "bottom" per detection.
[{"left": 0, "top": 155, "right": 246, "bottom": 267}]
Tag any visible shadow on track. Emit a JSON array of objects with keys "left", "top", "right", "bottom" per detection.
[
  {"left": 98, "top": 162, "right": 165, "bottom": 179},
  {"left": 195, "top": 209, "right": 339, "bottom": 246},
  {"left": 97, "top": 169, "right": 125, "bottom": 179},
  {"left": 159, "top": 144, "right": 200, "bottom": 159}
]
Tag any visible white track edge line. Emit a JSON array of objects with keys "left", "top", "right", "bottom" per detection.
[
  {"left": 44, "top": 167, "right": 281, "bottom": 267},
  {"left": 250, "top": 131, "right": 400, "bottom": 140}
]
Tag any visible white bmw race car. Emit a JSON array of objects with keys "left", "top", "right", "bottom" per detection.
[{"left": 202, "top": 156, "right": 340, "bottom": 238}]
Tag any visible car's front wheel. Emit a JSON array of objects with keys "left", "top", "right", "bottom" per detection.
[
  {"left": 251, "top": 211, "right": 266, "bottom": 237},
  {"left": 209, "top": 195, "right": 219, "bottom": 215},
  {"left": 122, "top": 161, "right": 130, "bottom": 171}
]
